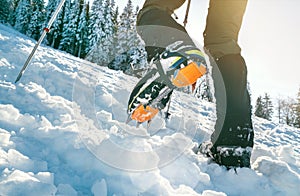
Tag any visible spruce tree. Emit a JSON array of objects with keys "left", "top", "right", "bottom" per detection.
[
  {"left": 8, "top": 0, "right": 21, "bottom": 26},
  {"left": 255, "top": 96, "right": 264, "bottom": 118},
  {"left": 255, "top": 93, "right": 273, "bottom": 121},
  {"left": 112, "top": 0, "right": 147, "bottom": 74},
  {"left": 86, "top": 0, "right": 114, "bottom": 65},
  {"left": 102, "top": 0, "right": 115, "bottom": 62},
  {"left": 116, "top": 0, "right": 142, "bottom": 54},
  {"left": 263, "top": 93, "right": 273, "bottom": 121},
  {"left": 59, "top": 0, "right": 79, "bottom": 54},
  {"left": 46, "top": 0, "right": 67, "bottom": 48},
  {"left": 117, "top": 0, "right": 134, "bottom": 52},
  {"left": 45, "top": 0, "right": 59, "bottom": 46},
  {"left": 0, "top": 0, "right": 10, "bottom": 23},
  {"left": 110, "top": 0, "right": 119, "bottom": 58},
  {"left": 27, "top": 0, "right": 46, "bottom": 40},
  {"left": 86, "top": 0, "right": 104, "bottom": 57},
  {"left": 14, "top": 0, "right": 31, "bottom": 34},
  {"left": 77, "top": 0, "right": 90, "bottom": 58},
  {"left": 112, "top": 2, "right": 119, "bottom": 34}
]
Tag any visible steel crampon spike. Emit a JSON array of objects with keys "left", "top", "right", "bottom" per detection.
[
  {"left": 147, "top": 120, "right": 152, "bottom": 129},
  {"left": 125, "top": 114, "right": 132, "bottom": 124},
  {"left": 136, "top": 122, "right": 142, "bottom": 128}
]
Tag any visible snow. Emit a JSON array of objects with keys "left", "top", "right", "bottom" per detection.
[{"left": 0, "top": 24, "right": 299, "bottom": 195}]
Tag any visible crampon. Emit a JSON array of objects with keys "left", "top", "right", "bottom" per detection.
[{"left": 126, "top": 43, "right": 207, "bottom": 127}]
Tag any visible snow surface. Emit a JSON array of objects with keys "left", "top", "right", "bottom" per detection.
[{"left": 0, "top": 24, "right": 299, "bottom": 195}]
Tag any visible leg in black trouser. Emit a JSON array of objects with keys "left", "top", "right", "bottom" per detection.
[
  {"left": 136, "top": 7, "right": 196, "bottom": 61},
  {"left": 204, "top": 0, "right": 254, "bottom": 167}
]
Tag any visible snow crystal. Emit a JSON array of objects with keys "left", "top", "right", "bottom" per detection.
[
  {"left": 253, "top": 156, "right": 300, "bottom": 195},
  {"left": 0, "top": 170, "right": 56, "bottom": 195},
  {"left": 0, "top": 34, "right": 9, "bottom": 41},
  {"left": 56, "top": 184, "right": 77, "bottom": 196},
  {"left": 92, "top": 179, "right": 107, "bottom": 196},
  {"left": 202, "top": 190, "right": 226, "bottom": 196},
  {"left": 0, "top": 128, "right": 12, "bottom": 147}
]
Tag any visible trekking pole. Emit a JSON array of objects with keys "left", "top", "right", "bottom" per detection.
[
  {"left": 15, "top": 0, "right": 66, "bottom": 83},
  {"left": 183, "top": 0, "right": 192, "bottom": 27}
]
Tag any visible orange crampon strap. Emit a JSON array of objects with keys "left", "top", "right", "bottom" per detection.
[
  {"left": 131, "top": 105, "right": 159, "bottom": 123},
  {"left": 172, "top": 62, "right": 206, "bottom": 88}
]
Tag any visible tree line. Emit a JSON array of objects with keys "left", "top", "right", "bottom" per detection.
[
  {"left": 0, "top": 0, "right": 147, "bottom": 75},
  {"left": 254, "top": 88, "right": 300, "bottom": 128}
]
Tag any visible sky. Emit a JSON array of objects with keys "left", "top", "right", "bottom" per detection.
[{"left": 116, "top": 0, "right": 300, "bottom": 101}]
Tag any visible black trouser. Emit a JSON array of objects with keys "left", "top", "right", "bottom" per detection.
[
  {"left": 136, "top": 7, "right": 196, "bottom": 61},
  {"left": 137, "top": 0, "right": 254, "bottom": 149}
]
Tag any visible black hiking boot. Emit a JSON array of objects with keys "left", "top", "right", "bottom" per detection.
[
  {"left": 198, "top": 54, "right": 254, "bottom": 169},
  {"left": 198, "top": 141, "right": 252, "bottom": 169}
]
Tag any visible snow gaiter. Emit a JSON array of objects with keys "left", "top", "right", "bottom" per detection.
[
  {"left": 203, "top": 0, "right": 254, "bottom": 149},
  {"left": 211, "top": 54, "right": 254, "bottom": 148}
]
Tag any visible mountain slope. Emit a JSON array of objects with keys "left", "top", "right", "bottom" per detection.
[{"left": 0, "top": 24, "right": 299, "bottom": 195}]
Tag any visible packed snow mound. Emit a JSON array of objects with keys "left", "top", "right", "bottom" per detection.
[{"left": 0, "top": 24, "right": 299, "bottom": 195}]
